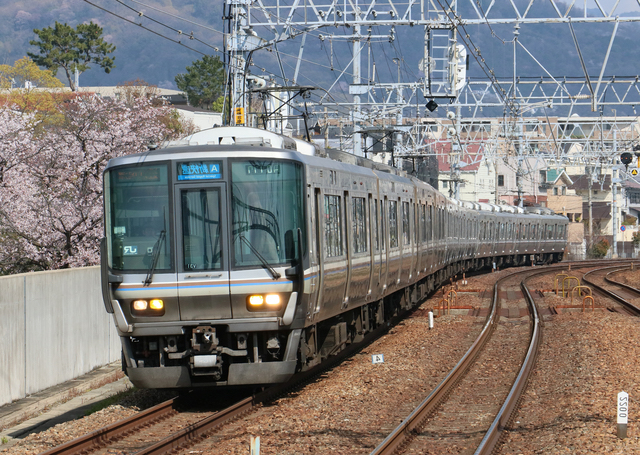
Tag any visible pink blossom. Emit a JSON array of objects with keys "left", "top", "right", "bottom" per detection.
[{"left": 0, "top": 94, "right": 179, "bottom": 273}]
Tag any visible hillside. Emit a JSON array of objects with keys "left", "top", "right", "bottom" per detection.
[
  {"left": 2, "top": 0, "right": 640, "bottom": 114},
  {"left": 0, "top": 0, "right": 224, "bottom": 89}
]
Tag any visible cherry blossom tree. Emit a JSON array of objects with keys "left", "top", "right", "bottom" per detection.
[{"left": 0, "top": 94, "right": 181, "bottom": 274}]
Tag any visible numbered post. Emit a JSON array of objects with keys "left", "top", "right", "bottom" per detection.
[
  {"left": 372, "top": 354, "right": 384, "bottom": 364},
  {"left": 618, "top": 391, "right": 629, "bottom": 439}
]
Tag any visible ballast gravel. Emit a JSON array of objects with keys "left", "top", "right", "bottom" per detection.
[{"left": 1, "top": 267, "right": 640, "bottom": 454}]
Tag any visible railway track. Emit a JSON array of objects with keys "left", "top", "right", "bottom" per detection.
[
  {"left": 581, "top": 264, "right": 640, "bottom": 315},
  {"left": 39, "top": 260, "right": 640, "bottom": 455},
  {"left": 370, "top": 267, "right": 553, "bottom": 455},
  {"left": 40, "top": 302, "right": 402, "bottom": 455}
]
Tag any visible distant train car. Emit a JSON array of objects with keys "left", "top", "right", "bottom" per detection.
[{"left": 100, "top": 126, "right": 568, "bottom": 389}]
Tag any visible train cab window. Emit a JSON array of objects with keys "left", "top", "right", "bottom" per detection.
[
  {"left": 105, "top": 163, "right": 172, "bottom": 272},
  {"left": 352, "top": 197, "right": 367, "bottom": 253},
  {"left": 389, "top": 200, "right": 398, "bottom": 248},
  {"left": 231, "top": 160, "right": 305, "bottom": 267},
  {"left": 324, "top": 194, "right": 343, "bottom": 257},
  {"left": 402, "top": 201, "right": 410, "bottom": 245},
  {"left": 181, "top": 188, "right": 222, "bottom": 270}
]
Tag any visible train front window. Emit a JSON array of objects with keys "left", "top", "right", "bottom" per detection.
[
  {"left": 181, "top": 188, "right": 222, "bottom": 270},
  {"left": 231, "top": 160, "right": 304, "bottom": 268},
  {"left": 105, "top": 164, "right": 172, "bottom": 272}
]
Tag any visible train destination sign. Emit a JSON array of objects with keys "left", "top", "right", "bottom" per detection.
[{"left": 178, "top": 161, "right": 223, "bottom": 180}]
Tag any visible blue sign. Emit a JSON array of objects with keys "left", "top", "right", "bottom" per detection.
[
  {"left": 178, "top": 161, "right": 222, "bottom": 181},
  {"left": 621, "top": 225, "right": 626, "bottom": 232}
]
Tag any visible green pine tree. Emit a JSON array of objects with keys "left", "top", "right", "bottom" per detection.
[{"left": 28, "top": 21, "right": 116, "bottom": 91}]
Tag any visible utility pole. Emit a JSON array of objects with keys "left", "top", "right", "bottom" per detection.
[
  {"left": 612, "top": 131, "right": 618, "bottom": 257},
  {"left": 587, "top": 165, "right": 593, "bottom": 252}
]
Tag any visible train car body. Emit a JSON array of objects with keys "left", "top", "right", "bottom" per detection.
[{"left": 100, "top": 126, "right": 568, "bottom": 389}]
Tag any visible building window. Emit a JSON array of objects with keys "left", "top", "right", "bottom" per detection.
[
  {"left": 498, "top": 175, "right": 504, "bottom": 187},
  {"left": 539, "top": 170, "right": 547, "bottom": 183},
  {"left": 553, "top": 187, "right": 558, "bottom": 196}
]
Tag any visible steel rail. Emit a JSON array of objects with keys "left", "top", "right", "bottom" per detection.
[
  {"left": 582, "top": 265, "right": 640, "bottom": 316},
  {"left": 370, "top": 265, "right": 569, "bottom": 455},
  {"left": 473, "top": 272, "right": 545, "bottom": 454},
  {"left": 370, "top": 268, "right": 510, "bottom": 455},
  {"left": 39, "top": 398, "right": 179, "bottom": 455}
]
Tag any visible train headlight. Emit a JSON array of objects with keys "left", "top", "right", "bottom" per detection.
[
  {"left": 133, "top": 300, "right": 148, "bottom": 311},
  {"left": 265, "top": 294, "right": 280, "bottom": 306},
  {"left": 149, "top": 299, "right": 164, "bottom": 310},
  {"left": 131, "top": 299, "right": 165, "bottom": 316},
  {"left": 247, "top": 294, "right": 281, "bottom": 311}
]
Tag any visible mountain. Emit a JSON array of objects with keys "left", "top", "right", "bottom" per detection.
[
  {"left": 2, "top": 0, "right": 640, "bottom": 115},
  {"left": 1, "top": 1, "right": 225, "bottom": 89}
]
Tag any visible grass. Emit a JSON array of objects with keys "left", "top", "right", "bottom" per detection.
[{"left": 1, "top": 436, "right": 9, "bottom": 445}]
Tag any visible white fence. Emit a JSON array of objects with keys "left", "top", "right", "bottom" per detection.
[{"left": 0, "top": 267, "right": 120, "bottom": 407}]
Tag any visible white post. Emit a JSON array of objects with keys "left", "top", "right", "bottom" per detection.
[
  {"left": 428, "top": 311, "right": 434, "bottom": 329},
  {"left": 617, "top": 391, "right": 628, "bottom": 439},
  {"left": 250, "top": 435, "right": 260, "bottom": 454}
]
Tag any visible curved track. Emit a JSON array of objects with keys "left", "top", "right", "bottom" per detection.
[{"left": 370, "top": 267, "right": 558, "bottom": 455}]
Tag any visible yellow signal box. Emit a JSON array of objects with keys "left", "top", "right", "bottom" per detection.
[{"left": 234, "top": 107, "right": 245, "bottom": 125}]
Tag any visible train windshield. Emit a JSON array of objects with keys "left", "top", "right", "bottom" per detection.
[
  {"left": 231, "top": 159, "right": 304, "bottom": 268},
  {"left": 105, "top": 164, "right": 172, "bottom": 272}
]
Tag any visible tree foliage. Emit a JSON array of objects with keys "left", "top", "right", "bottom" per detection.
[
  {"left": 27, "top": 21, "right": 116, "bottom": 91},
  {"left": 174, "top": 55, "right": 225, "bottom": 110},
  {"left": 0, "top": 56, "right": 64, "bottom": 90},
  {"left": 588, "top": 239, "right": 610, "bottom": 259},
  {"left": 0, "top": 94, "right": 183, "bottom": 274}
]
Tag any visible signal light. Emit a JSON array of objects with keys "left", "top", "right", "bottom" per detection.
[{"left": 426, "top": 100, "right": 438, "bottom": 112}]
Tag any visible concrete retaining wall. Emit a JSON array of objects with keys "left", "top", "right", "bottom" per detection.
[{"left": 0, "top": 267, "right": 120, "bottom": 407}]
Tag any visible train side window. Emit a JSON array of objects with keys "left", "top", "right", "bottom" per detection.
[
  {"left": 352, "top": 197, "right": 367, "bottom": 253},
  {"left": 402, "top": 201, "right": 410, "bottom": 245},
  {"left": 389, "top": 200, "right": 398, "bottom": 248},
  {"left": 324, "top": 194, "right": 343, "bottom": 257}
]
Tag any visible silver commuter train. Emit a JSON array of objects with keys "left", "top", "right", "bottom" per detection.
[{"left": 100, "top": 126, "right": 568, "bottom": 389}]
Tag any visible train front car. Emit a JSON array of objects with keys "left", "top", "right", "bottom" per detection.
[{"left": 101, "top": 145, "right": 307, "bottom": 389}]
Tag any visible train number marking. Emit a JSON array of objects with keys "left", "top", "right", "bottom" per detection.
[
  {"left": 618, "top": 391, "right": 629, "bottom": 424},
  {"left": 372, "top": 354, "right": 384, "bottom": 364},
  {"left": 124, "top": 246, "right": 138, "bottom": 255}
]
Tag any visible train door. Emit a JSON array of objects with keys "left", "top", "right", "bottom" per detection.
[
  {"left": 378, "top": 198, "right": 388, "bottom": 292},
  {"left": 346, "top": 193, "right": 371, "bottom": 304},
  {"left": 368, "top": 195, "right": 379, "bottom": 297},
  {"left": 311, "top": 188, "right": 324, "bottom": 317},
  {"left": 174, "top": 183, "right": 232, "bottom": 320}
]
